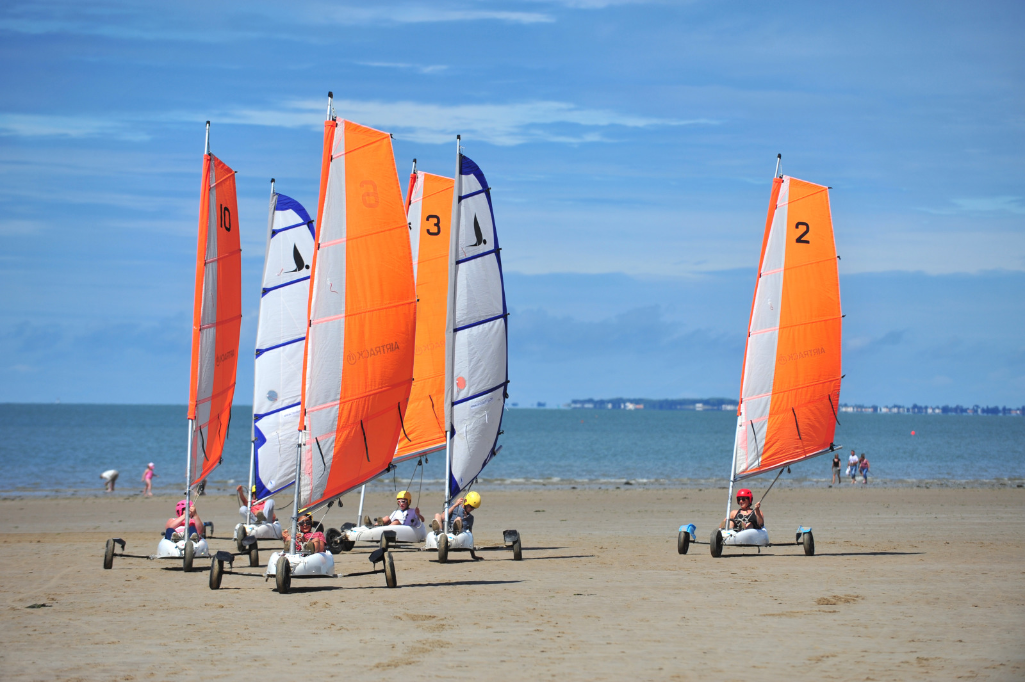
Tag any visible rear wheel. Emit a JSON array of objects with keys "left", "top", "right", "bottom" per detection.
[
  {"left": 384, "top": 552, "right": 397, "bottom": 588},
  {"left": 275, "top": 555, "right": 291, "bottom": 593},
  {"left": 437, "top": 533, "right": 449, "bottom": 563},
  {"left": 183, "top": 540, "right": 195, "bottom": 572},
  {"left": 249, "top": 544, "right": 260, "bottom": 567},
  {"left": 678, "top": 531, "right": 690, "bottom": 555},
  {"left": 512, "top": 537, "right": 522, "bottom": 561},
  {"left": 380, "top": 534, "right": 390, "bottom": 550},
  {"left": 209, "top": 558, "right": 223, "bottom": 590},
  {"left": 326, "top": 527, "right": 343, "bottom": 554},
  {"left": 236, "top": 526, "right": 247, "bottom": 554},
  {"left": 710, "top": 529, "right": 723, "bottom": 558},
  {"left": 103, "top": 539, "right": 115, "bottom": 569},
  {"left": 803, "top": 531, "right": 815, "bottom": 556}
]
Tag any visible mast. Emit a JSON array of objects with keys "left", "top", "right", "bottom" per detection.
[
  {"left": 774, "top": 153, "right": 782, "bottom": 179},
  {"left": 443, "top": 135, "right": 461, "bottom": 532}
]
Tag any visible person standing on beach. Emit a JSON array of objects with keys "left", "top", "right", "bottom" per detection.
[
  {"left": 141, "top": 463, "right": 155, "bottom": 496},
  {"left": 848, "top": 450, "right": 859, "bottom": 485},
  {"left": 831, "top": 452, "right": 842, "bottom": 485},
  {"left": 859, "top": 454, "right": 870, "bottom": 485},
  {"left": 100, "top": 469, "right": 119, "bottom": 492}
]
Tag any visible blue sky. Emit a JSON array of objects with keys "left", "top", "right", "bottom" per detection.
[{"left": 0, "top": 0, "right": 1022, "bottom": 407}]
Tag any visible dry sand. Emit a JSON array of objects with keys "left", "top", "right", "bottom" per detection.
[{"left": 1, "top": 486, "right": 1023, "bottom": 681}]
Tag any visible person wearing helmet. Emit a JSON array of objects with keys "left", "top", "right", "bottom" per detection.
[
  {"left": 282, "top": 512, "right": 326, "bottom": 553},
  {"left": 163, "top": 499, "right": 204, "bottom": 541},
  {"left": 721, "top": 489, "right": 763, "bottom": 531},
  {"left": 235, "top": 484, "right": 277, "bottom": 524},
  {"left": 432, "top": 491, "right": 481, "bottom": 534},
  {"left": 373, "top": 491, "right": 424, "bottom": 528}
]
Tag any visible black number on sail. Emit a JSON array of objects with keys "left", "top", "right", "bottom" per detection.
[
  {"left": 794, "top": 221, "right": 810, "bottom": 244},
  {"left": 220, "top": 205, "right": 232, "bottom": 232},
  {"left": 425, "top": 214, "right": 441, "bottom": 236}
]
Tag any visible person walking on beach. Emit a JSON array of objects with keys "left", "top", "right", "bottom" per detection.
[
  {"left": 831, "top": 452, "right": 842, "bottom": 485},
  {"left": 141, "top": 463, "right": 155, "bottom": 496},
  {"left": 100, "top": 469, "right": 119, "bottom": 492},
  {"left": 859, "top": 454, "right": 870, "bottom": 485},
  {"left": 848, "top": 450, "right": 859, "bottom": 485}
]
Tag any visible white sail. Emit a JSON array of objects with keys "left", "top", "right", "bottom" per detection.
[
  {"left": 444, "top": 153, "right": 509, "bottom": 497},
  {"left": 251, "top": 192, "right": 314, "bottom": 499}
]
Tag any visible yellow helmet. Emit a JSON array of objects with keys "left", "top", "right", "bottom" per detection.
[
  {"left": 464, "top": 491, "right": 481, "bottom": 509},
  {"left": 396, "top": 490, "right": 412, "bottom": 503}
]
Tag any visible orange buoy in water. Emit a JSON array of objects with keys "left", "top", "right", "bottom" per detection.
[{"left": 911, "top": 430, "right": 916, "bottom": 436}]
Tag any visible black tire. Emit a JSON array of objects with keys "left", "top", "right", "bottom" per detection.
[
  {"left": 249, "top": 544, "right": 260, "bottom": 567},
  {"left": 209, "top": 558, "right": 223, "bottom": 590},
  {"left": 276, "top": 555, "right": 291, "bottom": 593},
  {"left": 326, "top": 527, "right": 342, "bottom": 554},
  {"left": 380, "top": 533, "right": 390, "bottom": 550},
  {"left": 183, "top": 540, "right": 195, "bottom": 572},
  {"left": 384, "top": 552, "right": 397, "bottom": 588},
  {"left": 236, "top": 526, "right": 247, "bottom": 554},
  {"left": 103, "top": 539, "right": 115, "bottom": 570},
  {"left": 678, "top": 531, "right": 690, "bottom": 555},
  {"left": 437, "top": 533, "right": 449, "bottom": 563},
  {"left": 803, "top": 530, "right": 815, "bottom": 556},
  {"left": 512, "top": 537, "right": 522, "bottom": 561},
  {"left": 710, "top": 529, "right": 723, "bottom": 558}
]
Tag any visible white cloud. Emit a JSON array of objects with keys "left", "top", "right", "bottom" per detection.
[
  {"left": 918, "top": 196, "right": 1025, "bottom": 215},
  {"left": 213, "top": 98, "right": 715, "bottom": 146},
  {"left": 358, "top": 61, "right": 449, "bottom": 75},
  {"left": 0, "top": 114, "right": 149, "bottom": 141}
]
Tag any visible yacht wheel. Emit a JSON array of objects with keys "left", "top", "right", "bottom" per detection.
[
  {"left": 209, "top": 558, "right": 223, "bottom": 590},
  {"left": 183, "top": 540, "right": 195, "bottom": 572},
  {"left": 512, "top": 537, "right": 522, "bottom": 561},
  {"left": 103, "top": 539, "right": 115, "bottom": 569},
  {"left": 437, "top": 533, "right": 449, "bottom": 563},
  {"left": 678, "top": 531, "right": 690, "bottom": 555},
  {"left": 248, "top": 544, "right": 260, "bottom": 567},
  {"left": 802, "top": 531, "right": 815, "bottom": 556},
  {"left": 710, "top": 529, "right": 723, "bottom": 558},
  {"left": 275, "top": 555, "right": 291, "bottom": 593},
  {"left": 384, "top": 552, "right": 397, "bottom": 588},
  {"left": 236, "top": 526, "right": 247, "bottom": 554}
]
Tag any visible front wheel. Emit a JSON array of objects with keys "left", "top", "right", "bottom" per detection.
[
  {"left": 384, "top": 552, "right": 397, "bottom": 588},
  {"left": 678, "top": 531, "right": 690, "bottom": 555},
  {"left": 209, "top": 558, "right": 223, "bottom": 590},
  {"left": 803, "top": 531, "right": 815, "bottom": 556},
  {"left": 380, "top": 534, "right": 390, "bottom": 550},
  {"left": 437, "top": 533, "right": 449, "bottom": 563},
  {"left": 103, "top": 539, "right": 115, "bottom": 569},
  {"left": 183, "top": 540, "right": 195, "bottom": 572},
  {"left": 236, "top": 526, "right": 247, "bottom": 554},
  {"left": 248, "top": 544, "right": 260, "bottom": 567},
  {"left": 275, "top": 555, "right": 291, "bottom": 593},
  {"left": 512, "top": 537, "right": 522, "bottom": 561},
  {"left": 710, "top": 529, "right": 723, "bottom": 558}
]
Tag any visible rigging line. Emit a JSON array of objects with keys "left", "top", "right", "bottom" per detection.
[
  {"left": 792, "top": 408, "right": 803, "bottom": 442},
  {"left": 416, "top": 458, "right": 425, "bottom": 509},
  {"left": 397, "top": 402, "right": 412, "bottom": 442},
  {"left": 405, "top": 458, "right": 422, "bottom": 493},
  {"left": 759, "top": 466, "right": 786, "bottom": 506},
  {"left": 360, "top": 420, "right": 370, "bottom": 462},
  {"left": 828, "top": 395, "right": 841, "bottom": 426}
]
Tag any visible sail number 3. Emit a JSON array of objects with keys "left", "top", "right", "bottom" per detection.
[
  {"left": 794, "top": 221, "right": 810, "bottom": 244},
  {"left": 425, "top": 214, "right": 441, "bottom": 236}
]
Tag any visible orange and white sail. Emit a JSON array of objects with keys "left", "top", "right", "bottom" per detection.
[
  {"left": 394, "top": 168, "right": 453, "bottom": 463},
  {"left": 188, "top": 133, "right": 242, "bottom": 487},
  {"left": 297, "top": 117, "right": 417, "bottom": 510},
  {"left": 732, "top": 172, "right": 842, "bottom": 481}
]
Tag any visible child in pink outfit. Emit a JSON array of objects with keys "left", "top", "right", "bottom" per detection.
[{"left": 142, "top": 463, "right": 155, "bottom": 496}]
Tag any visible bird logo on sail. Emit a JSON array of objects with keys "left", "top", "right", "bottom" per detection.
[
  {"left": 467, "top": 215, "right": 487, "bottom": 247},
  {"left": 284, "top": 244, "right": 311, "bottom": 273}
]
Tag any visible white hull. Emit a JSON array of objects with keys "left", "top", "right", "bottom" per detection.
[
  {"left": 424, "top": 530, "right": 474, "bottom": 550},
  {"left": 345, "top": 524, "right": 426, "bottom": 544},
  {"left": 265, "top": 550, "right": 335, "bottom": 578},
  {"left": 722, "top": 528, "right": 770, "bottom": 547},
  {"left": 156, "top": 537, "right": 210, "bottom": 558},
  {"left": 235, "top": 521, "right": 282, "bottom": 541}
]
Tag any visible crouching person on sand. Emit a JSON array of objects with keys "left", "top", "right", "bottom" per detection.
[
  {"left": 432, "top": 491, "right": 480, "bottom": 534},
  {"left": 282, "top": 513, "right": 326, "bottom": 553}
]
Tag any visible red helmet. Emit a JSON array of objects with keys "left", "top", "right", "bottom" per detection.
[{"left": 736, "top": 489, "right": 753, "bottom": 502}]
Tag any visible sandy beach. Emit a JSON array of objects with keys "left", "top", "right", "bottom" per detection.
[{"left": 1, "top": 486, "right": 1022, "bottom": 681}]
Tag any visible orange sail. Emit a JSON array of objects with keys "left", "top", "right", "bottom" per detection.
[
  {"left": 188, "top": 151, "right": 242, "bottom": 486},
  {"left": 732, "top": 174, "right": 842, "bottom": 480},
  {"left": 394, "top": 170, "right": 453, "bottom": 463},
  {"left": 298, "top": 119, "right": 417, "bottom": 510}
]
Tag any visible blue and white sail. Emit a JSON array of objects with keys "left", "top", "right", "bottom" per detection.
[
  {"left": 251, "top": 190, "right": 315, "bottom": 499},
  {"left": 443, "top": 150, "right": 509, "bottom": 498}
]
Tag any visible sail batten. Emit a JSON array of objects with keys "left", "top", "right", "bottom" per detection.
[{"left": 733, "top": 174, "right": 842, "bottom": 481}]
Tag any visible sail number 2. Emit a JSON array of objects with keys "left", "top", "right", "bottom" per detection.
[{"left": 794, "top": 221, "right": 810, "bottom": 244}]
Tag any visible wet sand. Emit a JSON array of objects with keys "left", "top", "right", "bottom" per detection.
[{"left": 1, "top": 486, "right": 1023, "bottom": 680}]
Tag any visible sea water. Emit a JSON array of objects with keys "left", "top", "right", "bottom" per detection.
[{"left": 1, "top": 404, "right": 1022, "bottom": 496}]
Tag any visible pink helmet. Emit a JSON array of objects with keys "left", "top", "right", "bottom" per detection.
[{"left": 176, "top": 499, "right": 188, "bottom": 515}]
